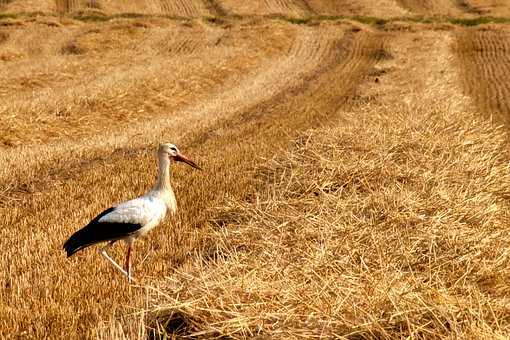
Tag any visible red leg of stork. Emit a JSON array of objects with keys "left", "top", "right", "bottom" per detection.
[{"left": 124, "top": 241, "right": 134, "bottom": 283}]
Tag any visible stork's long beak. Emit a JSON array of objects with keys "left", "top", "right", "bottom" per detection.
[{"left": 174, "top": 153, "right": 202, "bottom": 170}]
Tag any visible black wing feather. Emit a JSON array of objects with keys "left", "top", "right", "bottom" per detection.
[{"left": 63, "top": 207, "right": 142, "bottom": 257}]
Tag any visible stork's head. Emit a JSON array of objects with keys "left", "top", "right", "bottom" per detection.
[{"left": 159, "top": 143, "right": 202, "bottom": 170}]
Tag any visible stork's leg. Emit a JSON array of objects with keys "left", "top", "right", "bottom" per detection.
[
  {"left": 99, "top": 241, "right": 129, "bottom": 279},
  {"left": 124, "top": 242, "right": 133, "bottom": 283}
]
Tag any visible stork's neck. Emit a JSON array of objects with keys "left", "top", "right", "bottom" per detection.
[
  {"left": 153, "top": 153, "right": 172, "bottom": 193},
  {"left": 150, "top": 153, "right": 177, "bottom": 213}
]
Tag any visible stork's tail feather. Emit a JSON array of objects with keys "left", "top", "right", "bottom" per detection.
[
  {"left": 63, "top": 207, "right": 116, "bottom": 257},
  {"left": 63, "top": 207, "right": 144, "bottom": 257},
  {"left": 63, "top": 229, "right": 96, "bottom": 257}
]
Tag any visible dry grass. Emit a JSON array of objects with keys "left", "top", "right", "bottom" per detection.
[
  {"left": 146, "top": 103, "right": 510, "bottom": 338},
  {"left": 0, "top": 17, "right": 385, "bottom": 338},
  {"left": 2, "top": 3, "right": 510, "bottom": 339}
]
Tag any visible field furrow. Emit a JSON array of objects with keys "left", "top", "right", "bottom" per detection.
[
  {"left": 0, "top": 25, "right": 319, "bottom": 176},
  {"left": 0, "top": 24, "right": 319, "bottom": 196},
  {"left": 455, "top": 28, "right": 510, "bottom": 123}
]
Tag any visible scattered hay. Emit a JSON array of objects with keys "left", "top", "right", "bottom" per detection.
[{"left": 148, "top": 104, "right": 510, "bottom": 338}]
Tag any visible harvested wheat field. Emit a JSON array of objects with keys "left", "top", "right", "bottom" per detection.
[{"left": 1, "top": 1, "right": 510, "bottom": 339}]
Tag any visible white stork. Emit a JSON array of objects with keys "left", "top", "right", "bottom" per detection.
[{"left": 63, "top": 143, "right": 201, "bottom": 282}]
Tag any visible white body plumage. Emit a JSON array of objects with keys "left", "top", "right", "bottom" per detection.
[{"left": 99, "top": 195, "right": 170, "bottom": 237}]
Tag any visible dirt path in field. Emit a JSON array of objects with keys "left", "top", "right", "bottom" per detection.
[
  {"left": 455, "top": 26, "right": 510, "bottom": 124},
  {"left": 0, "top": 23, "right": 387, "bottom": 337}
]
